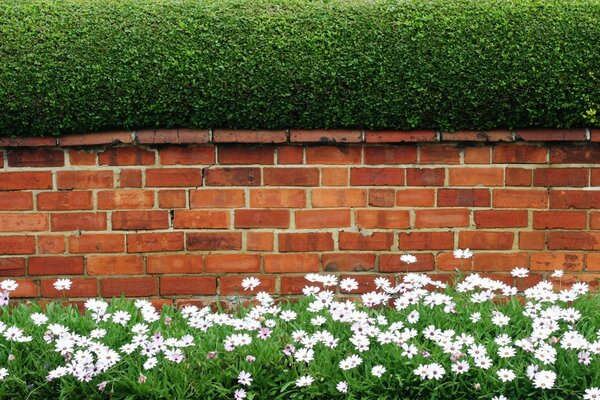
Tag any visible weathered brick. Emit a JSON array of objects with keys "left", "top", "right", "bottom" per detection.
[
  {"left": 399, "top": 232, "right": 454, "bottom": 250},
  {"left": 530, "top": 252, "right": 584, "bottom": 271},
  {"left": 0, "top": 192, "right": 33, "bottom": 210},
  {"left": 277, "top": 146, "right": 304, "bottom": 164},
  {"left": 136, "top": 129, "right": 209, "bottom": 144},
  {"left": 127, "top": 232, "right": 184, "bottom": 252},
  {"left": 442, "top": 130, "right": 512, "bottom": 142},
  {"left": 338, "top": 274, "right": 378, "bottom": 293},
  {"left": 296, "top": 209, "right": 351, "bottom": 229},
  {"left": 147, "top": 254, "right": 203, "bottom": 274},
  {"left": 473, "top": 253, "right": 528, "bottom": 272},
  {"left": 51, "top": 212, "right": 107, "bottom": 231},
  {"left": 406, "top": 168, "right": 445, "bottom": 186},
  {"left": 322, "top": 253, "right": 376, "bottom": 272},
  {"left": 0, "top": 171, "right": 53, "bottom": 190},
  {"left": 264, "top": 168, "right": 319, "bottom": 186},
  {"left": 250, "top": 189, "right": 306, "bottom": 208},
  {"left": 158, "top": 190, "right": 187, "bottom": 208},
  {"left": 98, "top": 147, "right": 155, "bottom": 166},
  {"left": 146, "top": 168, "right": 202, "bottom": 187},
  {"left": 547, "top": 232, "right": 600, "bottom": 250},
  {"left": 264, "top": 254, "right": 320, "bottom": 273},
  {"left": 339, "top": 232, "right": 393, "bottom": 250},
  {"left": 436, "top": 252, "right": 472, "bottom": 271},
  {"left": 515, "top": 129, "right": 586, "bottom": 141},
  {"left": 396, "top": 188, "right": 435, "bottom": 207},
  {"left": 464, "top": 146, "right": 491, "bottom": 164},
  {"left": 100, "top": 277, "right": 157, "bottom": 297},
  {"left": 218, "top": 146, "right": 275, "bottom": 164},
  {"left": 186, "top": 232, "right": 242, "bottom": 251},
  {"left": 380, "top": 253, "right": 434, "bottom": 272},
  {"left": 493, "top": 144, "right": 547, "bottom": 163},
  {"left": 414, "top": 209, "right": 470, "bottom": 228},
  {"left": 312, "top": 189, "right": 367, "bottom": 207},
  {"left": 68, "top": 234, "right": 125, "bottom": 253},
  {"left": 219, "top": 276, "right": 276, "bottom": 295},
  {"left": 38, "top": 191, "right": 93, "bottom": 211},
  {"left": 119, "top": 169, "right": 142, "bottom": 188},
  {"left": 280, "top": 276, "right": 309, "bottom": 294},
  {"left": 550, "top": 146, "right": 600, "bottom": 163},
  {"left": 0, "top": 258, "right": 26, "bottom": 276},
  {"left": 588, "top": 253, "right": 600, "bottom": 271},
  {"left": 458, "top": 231, "right": 515, "bottom": 250},
  {"left": 87, "top": 255, "right": 144, "bottom": 275},
  {"left": 535, "top": 168, "right": 590, "bottom": 187},
  {"left": 368, "top": 189, "right": 395, "bottom": 207},
  {"left": 215, "top": 129, "right": 287, "bottom": 143},
  {"left": 474, "top": 210, "right": 528, "bottom": 228},
  {"left": 350, "top": 168, "right": 404, "bottom": 186},
  {"left": 291, "top": 129, "right": 361, "bottom": 143},
  {"left": 41, "top": 278, "right": 97, "bottom": 298},
  {"left": 365, "top": 130, "right": 436, "bottom": 143},
  {"left": 29, "top": 256, "right": 83, "bottom": 275},
  {"left": 493, "top": 189, "right": 548, "bottom": 208},
  {"left": 235, "top": 210, "right": 289, "bottom": 228},
  {"left": 57, "top": 171, "right": 113, "bottom": 189},
  {"left": 7, "top": 149, "right": 64, "bottom": 167},
  {"left": 68, "top": 149, "right": 96, "bottom": 166},
  {"left": 0, "top": 213, "right": 48, "bottom": 232},
  {"left": 159, "top": 146, "right": 215, "bottom": 165},
  {"left": 112, "top": 210, "right": 169, "bottom": 230},
  {"left": 61, "top": 131, "right": 133, "bottom": 146},
  {"left": 321, "top": 168, "right": 349, "bottom": 186},
  {"left": 549, "top": 190, "right": 600, "bottom": 209},
  {"left": 173, "top": 210, "right": 229, "bottom": 229},
  {"left": 437, "top": 189, "right": 490, "bottom": 207},
  {"left": 160, "top": 276, "right": 216, "bottom": 295},
  {"left": 505, "top": 168, "right": 532, "bottom": 186},
  {"left": 306, "top": 146, "right": 362, "bottom": 164},
  {"left": 37, "top": 235, "right": 66, "bottom": 254},
  {"left": 279, "top": 233, "right": 334, "bottom": 252},
  {"left": 247, "top": 232, "right": 274, "bottom": 251},
  {"left": 519, "top": 231, "right": 546, "bottom": 250},
  {"left": 205, "top": 254, "right": 261, "bottom": 273},
  {"left": 449, "top": 168, "right": 504, "bottom": 186},
  {"left": 205, "top": 168, "right": 261, "bottom": 186},
  {"left": 533, "top": 211, "right": 587, "bottom": 229},
  {"left": 592, "top": 212, "right": 600, "bottom": 229},
  {"left": 364, "top": 146, "right": 417, "bottom": 164},
  {"left": 98, "top": 190, "right": 154, "bottom": 209},
  {"left": 8, "top": 279, "right": 38, "bottom": 298},
  {"left": 420, "top": 144, "right": 460, "bottom": 164},
  {"left": 356, "top": 210, "right": 410, "bottom": 229}
]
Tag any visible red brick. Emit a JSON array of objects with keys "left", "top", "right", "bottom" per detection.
[
  {"left": 264, "top": 254, "right": 320, "bottom": 273},
  {"left": 279, "top": 233, "right": 334, "bottom": 252},
  {"left": 57, "top": 171, "right": 113, "bottom": 189},
  {"left": 0, "top": 258, "right": 26, "bottom": 276},
  {"left": 218, "top": 146, "right": 274, "bottom": 165},
  {"left": 219, "top": 276, "right": 276, "bottom": 295},
  {"left": 493, "top": 144, "right": 547, "bottom": 163},
  {"left": 158, "top": 190, "right": 187, "bottom": 208},
  {"left": 493, "top": 189, "right": 548, "bottom": 208},
  {"left": 235, "top": 210, "right": 289, "bottom": 228},
  {"left": 0, "top": 192, "right": 33, "bottom": 210},
  {"left": 7, "top": 149, "right": 64, "bottom": 167},
  {"left": 98, "top": 190, "right": 154, "bottom": 209},
  {"left": 281, "top": 276, "right": 310, "bottom": 294},
  {"left": 0, "top": 213, "right": 48, "bottom": 232},
  {"left": 505, "top": 168, "right": 532, "bottom": 186},
  {"left": 550, "top": 274, "right": 600, "bottom": 291},
  {"left": 0, "top": 137, "right": 56, "bottom": 147},
  {"left": 41, "top": 278, "right": 97, "bottom": 298},
  {"left": 436, "top": 252, "right": 472, "bottom": 271},
  {"left": 160, "top": 276, "right": 216, "bottom": 295},
  {"left": 321, "top": 168, "right": 349, "bottom": 186},
  {"left": 368, "top": 189, "right": 395, "bottom": 207},
  {"left": 311, "top": 189, "right": 367, "bottom": 207},
  {"left": 127, "top": 232, "right": 184, "bottom": 252},
  {"left": 414, "top": 209, "right": 470, "bottom": 228},
  {"left": 380, "top": 253, "right": 435, "bottom": 272},
  {"left": 530, "top": 252, "right": 584, "bottom": 271},
  {"left": 515, "top": 129, "right": 586, "bottom": 141},
  {"left": 339, "top": 232, "right": 393, "bottom": 250},
  {"left": 364, "top": 146, "right": 417, "bottom": 164},
  {"left": 98, "top": 147, "right": 155, "bottom": 166},
  {"left": 68, "top": 234, "right": 125, "bottom": 253},
  {"left": 549, "top": 190, "right": 600, "bottom": 209},
  {"left": 61, "top": 131, "right": 133, "bottom": 146},
  {"left": 396, "top": 188, "right": 435, "bottom": 207},
  {"left": 215, "top": 130, "right": 287, "bottom": 143},
  {"left": 264, "top": 168, "right": 319, "bottom": 186},
  {"left": 146, "top": 168, "right": 202, "bottom": 187},
  {"left": 205, "top": 168, "right": 261, "bottom": 186},
  {"left": 247, "top": 232, "right": 274, "bottom": 251},
  {"left": 112, "top": 210, "right": 169, "bottom": 230},
  {"left": 350, "top": 168, "right": 404, "bottom": 186},
  {"left": 474, "top": 210, "right": 528, "bottom": 228},
  {"left": 68, "top": 149, "right": 96, "bottom": 166},
  {"left": 87, "top": 255, "right": 144, "bottom": 275},
  {"left": 100, "top": 277, "right": 157, "bottom": 297},
  {"left": 592, "top": 130, "right": 600, "bottom": 142},
  {"left": 0, "top": 236, "right": 35, "bottom": 255},
  {"left": 437, "top": 189, "right": 490, "bottom": 207},
  {"left": 459, "top": 231, "right": 514, "bottom": 250},
  {"left": 356, "top": 210, "right": 410, "bottom": 229},
  {"left": 442, "top": 130, "right": 512, "bottom": 142},
  {"left": 406, "top": 168, "right": 445, "bottom": 186},
  {"left": 277, "top": 146, "right": 303, "bottom": 164},
  {"left": 38, "top": 235, "right": 66, "bottom": 254},
  {"left": 322, "top": 253, "right": 376, "bottom": 272},
  {"left": 592, "top": 212, "right": 600, "bottom": 229},
  {"left": 250, "top": 189, "right": 306, "bottom": 208},
  {"left": 533, "top": 211, "right": 587, "bottom": 229},
  {"left": 296, "top": 209, "right": 351, "bottom": 229},
  {"left": 173, "top": 210, "right": 229, "bottom": 229},
  {"left": 186, "top": 232, "right": 242, "bottom": 251},
  {"left": 306, "top": 146, "right": 362, "bottom": 164},
  {"left": 338, "top": 274, "right": 379, "bottom": 293},
  {"left": 588, "top": 253, "right": 600, "bottom": 271},
  {"left": 534, "top": 168, "right": 589, "bottom": 187},
  {"left": 473, "top": 253, "right": 528, "bottom": 272},
  {"left": 136, "top": 129, "right": 209, "bottom": 144},
  {"left": 38, "top": 191, "right": 93, "bottom": 211},
  {"left": 51, "top": 212, "right": 106, "bottom": 231},
  {"left": 519, "top": 232, "right": 545, "bottom": 250},
  {"left": 365, "top": 130, "right": 437, "bottom": 143},
  {"left": 159, "top": 146, "right": 214, "bottom": 165},
  {"left": 146, "top": 254, "right": 203, "bottom": 274},
  {"left": 548, "top": 232, "right": 600, "bottom": 250},
  {"left": 0, "top": 171, "right": 53, "bottom": 190},
  {"left": 29, "top": 256, "right": 83, "bottom": 275},
  {"left": 593, "top": 169, "right": 600, "bottom": 186},
  {"left": 205, "top": 254, "right": 261, "bottom": 273},
  {"left": 449, "top": 168, "right": 504, "bottom": 186},
  {"left": 119, "top": 169, "right": 142, "bottom": 188},
  {"left": 420, "top": 144, "right": 460, "bottom": 164},
  {"left": 550, "top": 146, "right": 600, "bottom": 163},
  {"left": 9, "top": 279, "right": 38, "bottom": 298},
  {"left": 190, "top": 189, "right": 244, "bottom": 208},
  {"left": 464, "top": 146, "right": 491, "bottom": 164},
  {"left": 291, "top": 129, "right": 361, "bottom": 143}
]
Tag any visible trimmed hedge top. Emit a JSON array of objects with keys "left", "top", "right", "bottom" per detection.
[{"left": 1, "top": 0, "right": 599, "bottom": 136}]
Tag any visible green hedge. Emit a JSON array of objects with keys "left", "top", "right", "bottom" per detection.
[{"left": 0, "top": 0, "right": 599, "bottom": 136}]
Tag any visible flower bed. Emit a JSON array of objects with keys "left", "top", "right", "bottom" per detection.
[{"left": 0, "top": 254, "right": 599, "bottom": 399}]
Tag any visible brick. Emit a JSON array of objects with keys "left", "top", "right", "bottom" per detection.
[
  {"left": 279, "top": 233, "right": 334, "bottom": 252},
  {"left": 186, "top": 232, "right": 242, "bottom": 251},
  {"left": 436, "top": 252, "right": 473, "bottom": 271},
  {"left": 215, "top": 130, "right": 287, "bottom": 143},
  {"left": 364, "top": 146, "right": 417, "bottom": 164},
  {"left": 322, "top": 253, "right": 376, "bottom": 272},
  {"left": 68, "top": 149, "right": 96, "bottom": 166},
  {"left": 205, "top": 254, "right": 261, "bottom": 273},
  {"left": 57, "top": 171, "right": 113, "bottom": 189},
  {"left": 119, "top": 169, "right": 142, "bottom": 188},
  {"left": 338, "top": 275, "right": 378, "bottom": 293},
  {"left": 592, "top": 130, "right": 600, "bottom": 142},
  {"left": 51, "top": 212, "right": 107, "bottom": 231},
  {"left": 0, "top": 236, "right": 35, "bottom": 254},
  {"left": 420, "top": 144, "right": 460, "bottom": 164},
  {"left": 218, "top": 146, "right": 274, "bottom": 165},
  {"left": 449, "top": 168, "right": 504, "bottom": 186},
  {"left": 414, "top": 209, "right": 470, "bottom": 228},
  {"left": 136, "top": 129, "right": 209, "bottom": 144},
  {"left": 112, "top": 210, "right": 169, "bottom": 230},
  {"left": 173, "top": 210, "right": 229, "bottom": 229},
  {"left": 0, "top": 192, "right": 33, "bottom": 210},
  {"left": 219, "top": 276, "right": 276, "bottom": 295},
  {"left": 190, "top": 189, "right": 245, "bottom": 208},
  {"left": 550, "top": 146, "right": 600, "bottom": 163},
  {"left": 464, "top": 146, "right": 491, "bottom": 164},
  {"left": 98, "top": 147, "right": 155, "bottom": 166},
  {"left": 473, "top": 253, "right": 528, "bottom": 272},
  {"left": 38, "top": 235, "right": 66, "bottom": 254},
  {"left": 7, "top": 149, "right": 64, "bottom": 167},
  {"left": 247, "top": 232, "right": 274, "bottom": 251},
  {"left": 158, "top": 190, "right": 187, "bottom": 208},
  {"left": 29, "top": 256, "right": 83, "bottom": 275},
  {"left": 321, "top": 168, "right": 349, "bottom": 186},
  {"left": 474, "top": 210, "right": 528, "bottom": 228},
  {"left": 505, "top": 168, "right": 532, "bottom": 186},
  {"left": 0, "top": 137, "right": 56, "bottom": 147},
  {"left": 519, "top": 232, "right": 545, "bottom": 250},
  {"left": 0, "top": 213, "right": 48, "bottom": 232},
  {"left": 339, "top": 232, "right": 393, "bottom": 250},
  {"left": 311, "top": 189, "right": 367, "bottom": 207},
  {"left": 368, "top": 189, "right": 395, "bottom": 207},
  {"left": 146, "top": 168, "right": 202, "bottom": 187},
  {"left": 280, "top": 276, "right": 310, "bottom": 294},
  {"left": 442, "top": 130, "right": 512, "bottom": 142},
  {"left": 264, "top": 168, "right": 319, "bottom": 186},
  {"left": 365, "top": 130, "right": 437, "bottom": 143},
  {"left": 38, "top": 191, "right": 93, "bottom": 211},
  {"left": 291, "top": 129, "right": 360, "bottom": 143},
  {"left": 0, "top": 258, "right": 26, "bottom": 276},
  {"left": 61, "top": 131, "right": 133, "bottom": 146},
  {"left": 550, "top": 274, "right": 600, "bottom": 291},
  {"left": 41, "top": 278, "right": 97, "bottom": 298},
  {"left": 277, "top": 146, "right": 303, "bottom": 164},
  {"left": 68, "top": 234, "right": 125, "bottom": 253},
  {"left": 87, "top": 255, "right": 144, "bottom": 275},
  {"left": 547, "top": 232, "right": 600, "bottom": 250},
  {"left": 406, "top": 168, "right": 445, "bottom": 186},
  {"left": 458, "top": 231, "right": 514, "bottom": 250},
  {"left": 516, "top": 274, "right": 544, "bottom": 291},
  {"left": 127, "top": 232, "right": 184, "bottom": 252},
  {"left": 592, "top": 212, "right": 600, "bottom": 229},
  {"left": 296, "top": 209, "right": 351, "bottom": 229},
  {"left": 235, "top": 210, "right": 289, "bottom": 228},
  {"left": 205, "top": 168, "right": 261, "bottom": 186},
  {"left": 396, "top": 188, "right": 435, "bottom": 207},
  {"left": 160, "top": 276, "right": 216, "bottom": 295},
  {"left": 549, "top": 190, "right": 600, "bottom": 209},
  {"left": 350, "top": 168, "right": 404, "bottom": 186},
  {"left": 533, "top": 168, "right": 589, "bottom": 187},
  {"left": 589, "top": 253, "right": 600, "bottom": 271},
  {"left": 250, "top": 189, "right": 306, "bottom": 208},
  {"left": 100, "top": 277, "right": 157, "bottom": 297},
  {"left": 159, "top": 146, "right": 215, "bottom": 165},
  {"left": 264, "top": 254, "right": 320, "bottom": 273},
  {"left": 515, "top": 128, "right": 586, "bottom": 141},
  {"left": 493, "top": 189, "right": 547, "bottom": 208},
  {"left": 9, "top": 279, "right": 38, "bottom": 298},
  {"left": 493, "top": 144, "right": 547, "bottom": 163},
  {"left": 437, "top": 189, "right": 490, "bottom": 207},
  {"left": 530, "top": 252, "right": 584, "bottom": 271},
  {"left": 306, "top": 146, "right": 362, "bottom": 164},
  {"left": 533, "top": 211, "right": 587, "bottom": 229},
  {"left": 0, "top": 171, "right": 53, "bottom": 190},
  {"left": 356, "top": 210, "right": 410, "bottom": 229},
  {"left": 146, "top": 254, "right": 203, "bottom": 274},
  {"left": 593, "top": 169, "right": 600, "bottom": 186},
  {"left": 98, "top": 190, "right": 155, "bottom": 209},
  {"left": 380, "top": 253, "right": 435, "bottom": 272}
]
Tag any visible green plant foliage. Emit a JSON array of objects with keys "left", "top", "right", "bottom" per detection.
[{"left": 0, "top": 0, "right": 599, "bottom": 136}]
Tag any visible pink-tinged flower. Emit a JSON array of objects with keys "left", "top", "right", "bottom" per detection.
[
  {"left": 137, "top": 373, "right": 147, "bottom": 384},
  {"left": 97, "top": 381, "right": 108, "bottom": 392},
  {"left": 207, "top": 352, "right": 218, "bottom": 359},
  {"left": 336, "top": 381, "right": 348, "bottom": 393},
  {"left": 234, "top": 389, "right": 247, "bottom": 400},
  {"left": 258, "top": 327, "right": 271, "bottom": 340},
  {"left": 238, "top": 371, "right": 252, "bottom": 386},
  {"left": 245, "top": 355, "right": 256, "bottom": 363}
]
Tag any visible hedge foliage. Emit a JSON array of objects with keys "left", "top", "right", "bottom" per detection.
[{"left": 0, "top": 0, "right": 599, "bottom": 136}]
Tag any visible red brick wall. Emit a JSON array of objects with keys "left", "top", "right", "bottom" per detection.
[{"left": 0, "top": 129, "right": 599, "bottom": 305}]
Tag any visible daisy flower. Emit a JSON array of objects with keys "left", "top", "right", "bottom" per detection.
[
  {"left": 511, "top": 267, "right": 529, "bottom": 278},
  {"left": 336, "top": 381, "right": 348, "bottom": 393},
  {"left": 0, "top": 279, "right": 18, "bottom": 292},
  {"left": 340, "top": 278, "right": 359, "bottom": 292},
  {"left": 295, "top": 375, "right": 313, "bottom": 387},
  {"left": 400, "top": 254, "right": 417, "bottom": 264},
  {"left": 0, "top": 368, "right": 8, "bottom": 381},
  {"left": 234, "top": 389, "right": 247, "bottom": 400},
  {"left": 497, "top": 368, "right": 516, "bottom": 382},
  {"left": 584, "top": 387, "right": 600, "bottom": 400},
  {"left": 371, "top": 365, "right": 386, "bottom": 378},
  {"left": 551, "top": 270, "right": 564, "bottom": 278},
  {"left": 241, "top": 277, "right": 260, "bottom": 291},
  {"left": 453, "top": 248, "right": 473, "bottom": 259},
  {"left": 53, "top": 278, "right": 72, "bottom": 291},
  {"left": 238, "top": 371, "right": 253, "bottom": 386}
]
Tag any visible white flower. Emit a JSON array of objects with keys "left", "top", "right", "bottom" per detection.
[
  {"left": 453, "top": 249, "right": 473, "bottom": 259},
  {"left": 492, "top": 396, "right": 508, "bottom": 400},
  {"left": 280, "top": 310, "right": 297, "bottom": 322},
  {"left": 451, "top": 361, "right": 470, "bottom": 374},
  {"left": 470, "top": 312, "right": 481, "bottom": 323},
  {"left": 0, "top": 368, "right": 8, "bottom": 380},
  {"left": 371, "top": 365, "right": 386, "bottom": 378},
  {"left": 340, "top": 278, "right": 359, "bottom": 292},
  {"left": 497, "top": 368, "right": 516, "bottom": 382},
  {"left": 30, "top": 312, "right": 49, "bottom": 326},
  {"left": 0, "top": 280, "right": 18, "bottom": 292},
  {"left": 551, "top": 270, "right": 564, "bottom": 278},
  {"left": 143, "top": 357, "right": 158, "bottom": 370},
  {"left": 584, "top": 387, "right": 600, "bottom": 400},
  {"left": 533, "top": 370, "right": 556, "bottom": 389},
  {"left": 425, "top": 363, "right": 445, "bottom": 380},
  {"left": 295, "top": 375, "right": 313, "bottom": 387},
  {"left": 336, "top": 381, "right": 348, "bottom": 393},
  {"left": 407, "top": 310, "right": 420, "bottom": 324},
  {"left": 400, "top": 254, "right": 417, "bottom": 264},
  {"left": 112, "top": 311, "right": 131, "bottom": 326},
  {"left": 339, "top": 354, "right": 362, "bottom": 370},
  {"left": 53, "top": 278, "right": 72, "bottom": 291},
  {"left": 511, "top": 267, "right": 529, "bottom": 278},
  {"left": 234, "top": 389, "right": 247, "bottom": 400},
  {"left": 238, "top": 371, "right": 253, "bottom": 386},
  {"left": 241, "top": 277, "right": 261, "bottom": 291}
]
